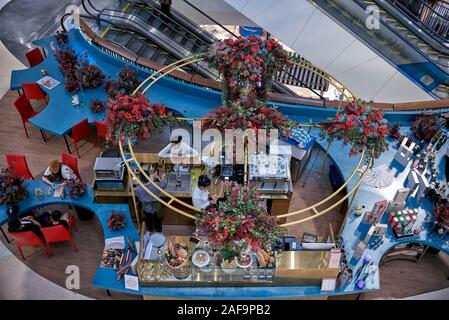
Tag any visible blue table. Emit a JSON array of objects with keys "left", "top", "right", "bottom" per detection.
[{"left": 0, "top": 180, "right": 140, "bottom": 294}]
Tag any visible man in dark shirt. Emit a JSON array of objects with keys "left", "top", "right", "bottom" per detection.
[
  {"left": 45, "top": 210, "right": 69, "bottom": 230},
  {"left": 7, "top": 215, "right": 42, "bottom": 237}
]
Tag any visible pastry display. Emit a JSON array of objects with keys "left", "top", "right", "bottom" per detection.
[
  {"left": 249, "top": 154, "right": 289, "bottom": 179},
  {"left": 256, "top": 245, "right": 275, "bottom": 268},
  {"left": 166, "top": 236, "right": 189, "bottom": 268}
]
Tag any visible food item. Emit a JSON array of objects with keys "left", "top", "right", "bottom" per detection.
[
  {"left": 236, "top": 251, "right": 253, "bottom": 268},
  {"left": 166, "top": 236, "right": 189, "bottom": 268},
  {"left": 192, "top": 249, "right": 210, "bottom": 268},
  {"left": 101, "top": 248, "right": 123, "bottom": 269},
  {"left": 256, "top": 245, "right": 275, "bottom": 268}
]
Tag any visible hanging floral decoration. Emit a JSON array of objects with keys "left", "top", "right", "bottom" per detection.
[
  {"left": 203, "top": 36, "right": 292, "bottom": 132},
  {"left": 195, "top": 183, "right": 284, "bottom": 251},
  {"left": 0, "top": 168, "right": 27, "bottom": 205},
  {"left": 104, "top": 93, "right": 177, "bottom": 144},
  {"left": 319, "top": 100, "right": 389, "bottom": 159}
]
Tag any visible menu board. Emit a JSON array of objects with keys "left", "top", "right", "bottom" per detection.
[{"left": 249, "top": 154, "right": 289, "bottom": 179}]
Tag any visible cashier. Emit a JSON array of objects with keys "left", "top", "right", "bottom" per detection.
[
  {"left": 158, "top": 136, "right": 199, "bottom": 159},
  {"left": 192, "top": 175, "right": 218, "bottom": 210},
  {"left": 42, "top": 160, "right": 79, "bottom": 186}
]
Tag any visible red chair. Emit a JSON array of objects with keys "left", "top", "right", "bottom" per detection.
[
  {"left": 94, "top": 120, "right": 108, "bottom": 147},
  {"left": 67, "top": 214, "right": 78, "bottom": 233},
  {"left": 14, "top": 95, "right": 47, "bottom": 142},
  {"left": 9, "top": 231, "right": 49, "bottom": 260},
  {"left": 22, "top": 83, "right": 48, "bottom": 103},
  {"left": 25, "top": 48, "right": 44, "bottom": 67},
  {"left": 40, "top": 225, "right": 78, "bottom": 256},
  {"left": 67, "top": 118, "right": 95, "bottom": 157},
  {"left": 5, "top": 153, "right": 34, "bottom": 180},
  {"left": 61, "top": 152, "right": 82, "bottom": 182}
]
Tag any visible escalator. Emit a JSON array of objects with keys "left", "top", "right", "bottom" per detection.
[
  {"left": 311, "top": 0, "right": 449, "bottom": 99},
  {"left": 82, "top": 0, "right": 328, "bottom": 98}
]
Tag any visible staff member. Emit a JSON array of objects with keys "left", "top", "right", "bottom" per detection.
[
  {"left": 42, "top": 160, "right": 79, "bottom": 186},
  {"left": 192, "top": 175, "right": 218, "bottom": 210},
  {"left": 158, "top": 136, "right": 199, "bottom": 159},
  {"left": 135, "top": 171, "right": 167, "bottom": 232}
]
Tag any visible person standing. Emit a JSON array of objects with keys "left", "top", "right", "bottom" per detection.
[
  {"left": 159, "top": 0, "right": 172, "bottom": 21},
  {"left": 135, "top": 171, "right": 167, "bottom": 232}
]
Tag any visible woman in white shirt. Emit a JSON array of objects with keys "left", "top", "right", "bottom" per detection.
[
  {"left": 158, "top": 136, "right": 199, "bottom": 159},
  {"left": 192, "top": 175, "right": 217, "bottom": 210},
  {"left": 42, "top": 160, "right": 79, "bottom": 186}
]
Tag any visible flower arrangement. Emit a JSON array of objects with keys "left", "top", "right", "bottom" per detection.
[
  {"left": 104, "top": 93, "right": 177, "bottom": 144},
  {"left": 388, "top": 123, "right": 401, "bottom": 140},
  {"left": 55, "top": 31, "right": 69, "bottom": 46},
  {"left": 66, "top": 181, "right": 87, "bottom": 199},
  {"left": 202, "top": 100, "right": 291, "bottom": 132},
  {"left": 0, "top": 168, "right": 27, "bottom": 205},
  {"left": 77, "top": 62, "right": 105, "bottom": 89},
  {"left": 206, "top": 36, "right": 290, "bottom": 91},
  {"left": 104, "top": 66, "right": 140, "bottom": 98},
  {"left": 195, "top": 183, "right": 284, "bottom": 251},
  {"left": 319, "top": 100, "right": 389, "bottom": 159},
  {"left": 434, "top": 202, "right": 449, "bottom": 232},
  {"left": 107, "top": 211, "right": 126, "bottom": 230},
  {"left": 54, "top": 48, "right": 81, "bottom": 93},
  {"left": 203, "top": 36, "right": 292, "bottom": 133},
  {"left": 90, "top": 97, "right": 107, "bottom": 113},
  {"left": 411, "top": 113, "right": 442, "bottom": 142}
]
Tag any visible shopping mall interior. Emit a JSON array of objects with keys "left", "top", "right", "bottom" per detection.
[{"left": 0, "top": 0, "right": 448, "bottom": 300}]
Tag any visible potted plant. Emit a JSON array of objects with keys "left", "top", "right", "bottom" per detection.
[
  {"left": 90, "top": 98, "right": 107, "bottom": 113},
  {"left": 220, "top": 245, "right": 238, "bottom": 273},
  {"left": 0, "top": 168, "right": 27, "bottom": 206},
  {"left": 434, "top": 202, "right": 449, "bottom": 233},
  {"left": 319, "top": 100, "right": 389, "bottom": 159},
  {"left": 66, "top": 181, "right": 87, "bottom": 199},
  {"left": 78, "top": 62, "right": 105, "bottom": 89},
  {"left": 107, "top": 210, "right": 126, "bottom": 231},
  {"left": 104, "top": 66, "right": 140, "bottom": 98},
  {"left": 55, "top": 31, "right": 69, "bottom": 46}
]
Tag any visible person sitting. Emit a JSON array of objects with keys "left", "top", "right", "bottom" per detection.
[
  {"left": 7, "top": 214, "right": 44, "bottom": 237},
  {"left": 135, "top": 171, "right": 167, "bottom": 232},
  {"left": 42, "top": 160, "right": 79, "bottom": 186},
  {"left": 43, "top": 210, "right": 69, "bottom": 230},
  {"left": 158, "top": 136, "right": 199, "bottom": 159},
  {"left": 192, "top": 175, "right": 218, "bottom": 210}
]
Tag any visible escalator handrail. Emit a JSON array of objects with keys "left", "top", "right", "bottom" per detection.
[
  {"left": 350, "top": 0, "right": 449, "bottom": 72},
  {"left": 130, "top": 1, "right": 211, "bottom": 49},
  {"left": 180, "top": 0, "right": 239, "bottom": 39},
  {"left": 99, "top": 9, "right": 207, "bottom": 55},
  {"left": 384, "top": 0, "right": 449, "bottom": 43}
]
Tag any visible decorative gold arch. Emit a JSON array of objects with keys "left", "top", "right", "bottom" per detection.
[{"left": 120, "top": 54, "right": 368, "bottom": 230}]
